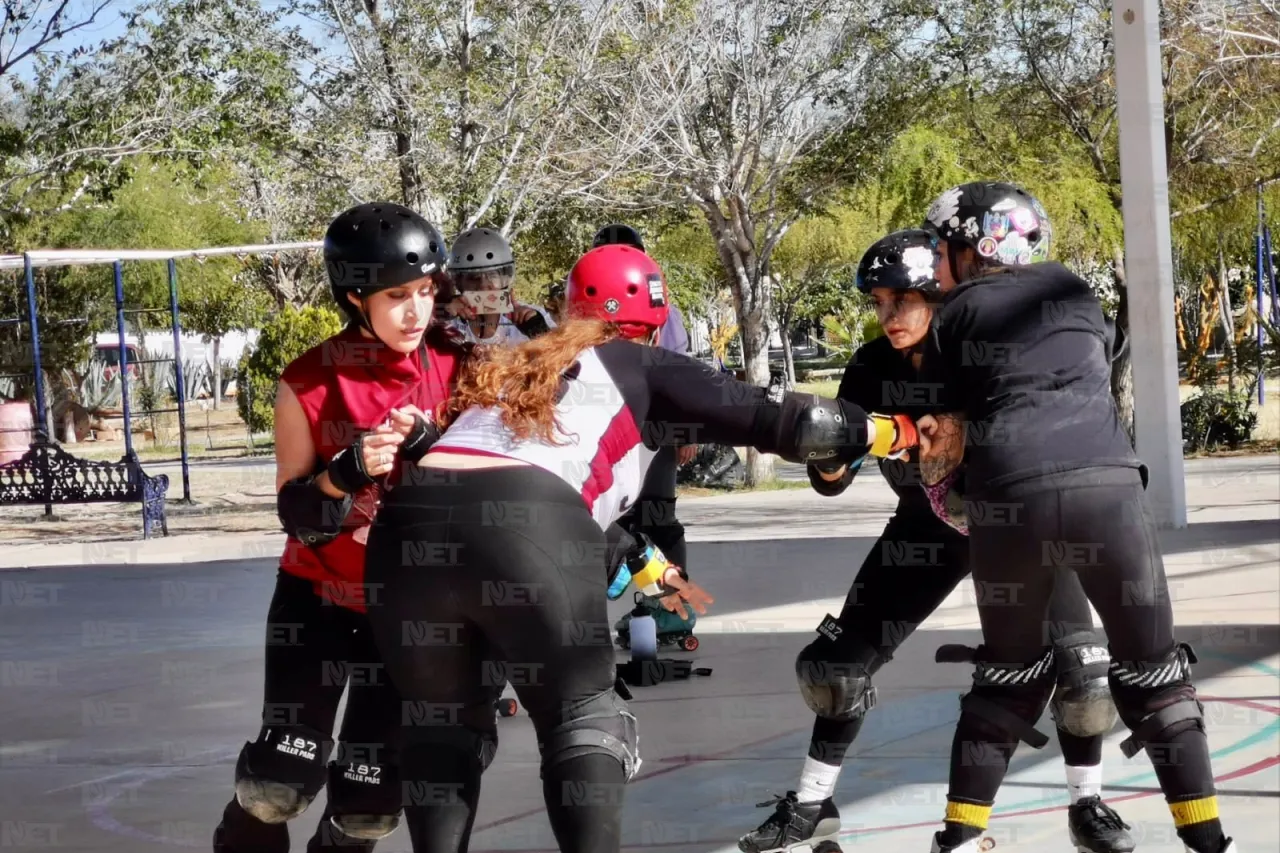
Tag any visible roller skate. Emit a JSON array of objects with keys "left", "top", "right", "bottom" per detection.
[
  {"left": 1067, "top": 796, "right": 1134, "bottom": 852},
  {"left": 737, "top": 790, "right": 840, "bottom": 852},
  {"left": 929, "top": 833, "right": 997, "bottom": 852},
  {"left": 615, "top": 591, "right": 699, "bottom": 652}
]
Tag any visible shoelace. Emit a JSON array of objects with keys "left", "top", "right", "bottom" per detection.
[
  {"left": 753, "top": 793, "right": 797, "bottom": 830},
  {"left": 1077, "top": 798, "right": 1131, "bottom": 831}
]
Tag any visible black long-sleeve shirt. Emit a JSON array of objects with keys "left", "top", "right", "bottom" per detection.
[
  {"left": 917, "top": 262, "right": 1142, "bottom": 494},
  {"left": 435, "top": 339, "right": 870, "bottom": 529}
]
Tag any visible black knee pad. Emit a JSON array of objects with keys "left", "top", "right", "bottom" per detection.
[
  {"left": 1109, "top": 642, "right": 1206, "bottom": 758},
  {"left": 234, "top": 724, "right": 334, "bottom": 824},
  {"left": 541, "top": 687, "right": 640, "bottom": 781},
  {"left": 326, "top": 759, "right": 402, "bottom": 840},
  {"left": 1050, "top": 631, "right": 1119, "bottom": 737},
  {"left": 936, "top": 644, "right": 1057, "bottom": 748},
  {"left": 795, "top": 615, "right": 884, "bottom": 721}
]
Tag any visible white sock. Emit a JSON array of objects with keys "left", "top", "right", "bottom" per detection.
[
  {"left": 796, "top": 756, "right": 841, "bottom": 803},
  {"left": 1065, "top": 763, "right": 1103, "bottom": 803}
]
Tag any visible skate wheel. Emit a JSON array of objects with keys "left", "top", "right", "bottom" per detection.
[
  {"left": 497, "top": 699, "right": 518, "bottom": 717},
  {"left": 979, "top": 838, "right": 996, "bottom": 851},
  {"left": 681, "top": 635, "right": 699, "bottom": 651}
]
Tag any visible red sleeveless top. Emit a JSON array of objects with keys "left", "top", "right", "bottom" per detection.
[{"left": 278, "top": 325, "right": 459, "bottom": 612}]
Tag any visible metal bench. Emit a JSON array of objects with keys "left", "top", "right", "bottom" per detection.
[{"left": 0, "top": 438, "right": 169, "bottom": 538}]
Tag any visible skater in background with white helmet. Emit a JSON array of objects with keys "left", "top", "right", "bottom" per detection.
[{"left": 915, "top": 181, "right": 1238, "bottom": 853}]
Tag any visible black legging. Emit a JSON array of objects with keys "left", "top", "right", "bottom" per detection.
[
  {"left": 808, "top": 508, "right": 1100, "bottom": 769},
  {"left": 214, "top": 571, "right": 400, "bottom": 853},
  {"left": 365, "top": 465, "right": 626, "bottom": 853},
  {"left": 956, "top": 466, "right": 1214, "bottom": 807}
]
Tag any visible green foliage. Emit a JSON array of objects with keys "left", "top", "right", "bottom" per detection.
[
  {"left": 236, "top": 305, "right": 344, "bottom": 433},
  {"left": 650, "top": 220, "right": 724, "bottom": 315},
  {"left": 1180, "top": 389, "right": 1258, "bottom": 452}
]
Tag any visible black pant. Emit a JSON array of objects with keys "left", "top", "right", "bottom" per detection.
[
  {"left": 617, "top": 445, "right": 687, "bottom": 568},
  {"left": 808, "top": 508, "right": 1100, "bottom": 768},
  {"left": 214, "top": 571, "right": 401, "bottom": 853},
  {"left": 836, "top": 506, "right": 1096, "bottom": 654},
  {"left": 365, "top": 466, "right": 625, "bottom": 853},
  {"left": 957, "top": 466, "right": 1214, "bottom": 806}
]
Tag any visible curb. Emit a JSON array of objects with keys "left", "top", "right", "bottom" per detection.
[{"left": 0, "top": 531, "right": 285, "bottom": 571}]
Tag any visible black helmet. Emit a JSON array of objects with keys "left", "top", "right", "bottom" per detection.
[
  {"left": 324, "top": 202, "right": 448, "bottom": 323},
  {"left": 593, "top": 223, "right": 645, "bottom": 252},
  {"left": 448, "top": 227, "right": 514, "bottom": 273},
  {"left": 856, "top": 229, "right": 943, "bottom": 296},
  {"left": 922, "top": 181, "right": 1052, "bottom": 266}
]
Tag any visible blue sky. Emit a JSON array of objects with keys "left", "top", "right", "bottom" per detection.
[{"left": 5, "top": 0, "right": 326, "bottom": 85}]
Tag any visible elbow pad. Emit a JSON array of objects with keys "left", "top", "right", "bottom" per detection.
[
  {"left": 787, "top": 396, "right": 870, "bottom": 466},
  {"left": 278, "top": 476, "right": 354, "bottom": 547},
  {"left": 807, "top": 455, "right": 863, "bottom": 497}
]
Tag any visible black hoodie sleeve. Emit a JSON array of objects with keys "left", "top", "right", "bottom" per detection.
[{"left": 596, "top": 340, "right": 870, "bottom": 463}]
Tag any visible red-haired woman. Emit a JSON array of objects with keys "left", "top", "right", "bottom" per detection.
[{"left": 361, "top": 245, "right": 919, "bottom": 853}]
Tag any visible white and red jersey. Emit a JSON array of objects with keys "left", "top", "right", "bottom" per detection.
[{"left": 432, "top": 339, "right": 862, "bottom": 529}]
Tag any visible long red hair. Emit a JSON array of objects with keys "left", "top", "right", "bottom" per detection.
[{"left": 439, "top": 319, "right": 618, "bottom": 444}]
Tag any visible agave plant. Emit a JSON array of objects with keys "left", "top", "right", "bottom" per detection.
[
  {"left": 78, "top": 361, "right": 120, "bottom": 412},
  {"left": 167, "top": 358, "right": 213, "bottom": 404}
]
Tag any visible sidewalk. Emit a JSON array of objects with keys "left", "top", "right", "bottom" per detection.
[{"left": 3, "top": 455, "right": 1275, "bottom": 572}]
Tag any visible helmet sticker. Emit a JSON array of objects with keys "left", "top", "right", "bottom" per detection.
[
  {"left": 991, "top": 197, "right": 1017, "bottom": 212},
  {"left": 902, "top": 245, "right": 936, "bottom": 282},
  {"left": 604, "top": 298, "right": 621, "bottom": 314},
  {"left": 1009, "top": 207, "right": 1036, "bottom": 234},
  {"left": 926, "top": 187, "right": 963, "bottom": 229},
  {"left": 984, "top": 212, "right": 1010, "bottom": 240},
  {"left": 977, "top": 237, "right": 999, "bottom": 257},
  {"left": 995, "top": 233, "right": 1029, "bottom": 264},
  {"left": 963, "top": 217, "right": 980, "bottom": 240},
  {"left": 647, "top": 273, "right": 666, "bottom": 307}
]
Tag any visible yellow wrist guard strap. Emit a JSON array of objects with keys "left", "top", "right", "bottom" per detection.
[
  {"left": 868, "top": 414, "right": 897, "bottom": 457},
  {"left": 630, "top": 553, "right": 669, "bottom": 595}
]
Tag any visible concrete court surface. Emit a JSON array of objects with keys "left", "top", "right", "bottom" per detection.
[{"left": 0, "top": 456, "right": 1276, "bottom": 853}]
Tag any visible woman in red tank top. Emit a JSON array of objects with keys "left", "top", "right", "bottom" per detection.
[{"left": 213, "top": 203, "right": 462, "bottom": 853}]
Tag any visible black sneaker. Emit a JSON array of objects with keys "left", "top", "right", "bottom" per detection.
[
  {"left": 1068, "top": 796, "right": 1136, "bottom": 853},
  {"left": 738, "top": 791, "right": 841, "bottom": 853}
]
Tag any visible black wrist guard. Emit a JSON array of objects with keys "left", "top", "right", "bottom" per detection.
[
  {"left": 400, "top": 414, "right": 441, "bottom": 463},
  {"left": 278, "top": 476, "right": 354, "bottom": 547},
  {"left": 515, "top": 311, "right": 550, "bottom": 339},
  {"left": 326, "top": 438, "right": 375, "bottom": 494}
]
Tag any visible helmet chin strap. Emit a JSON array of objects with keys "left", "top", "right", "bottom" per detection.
[
  {"left": 948, "top": 242, "right": 964, "bottom": 287},
  {"left": 354, "top": 295, "right": 395, "bottom": 350}
]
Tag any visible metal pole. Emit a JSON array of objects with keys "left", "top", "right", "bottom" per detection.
[
  {"left": 22, "top": 254, "right": 48, "bottom": 441},
  {"left": 1113, "top": 0, "right": 1186, "bottom": 528},
  {"left": 1258, "top": 230, "right": 1266, "bottom": 405},
  {"left": 24, "top": 254, "right": 53, "bottom": 517},
  {"left": 168, "top": 259, "right": 191, "bottom": 502},
  {"left": 1265, "top": 223, "right": 1277, "bottom": 327},
  {"left": 113, "top": 262, "right": 135, "bottom": 460}
]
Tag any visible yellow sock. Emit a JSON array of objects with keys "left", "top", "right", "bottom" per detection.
[
  {"left": 1170, "top": 795, "right": 1219, "bottom": 827},
  {"left": 944, "top": 800, "right": 992, "bottom": 831}
]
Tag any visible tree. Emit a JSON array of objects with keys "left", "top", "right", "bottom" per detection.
[
  {"left": 611, "top": 0, "right": 927, "bottom": 482},
  {"left": 934, "top": 0, "right": 1280, "bottom": 437},
  {"left": 769, "top": 208, "right": 868, "bottom": 382}
]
